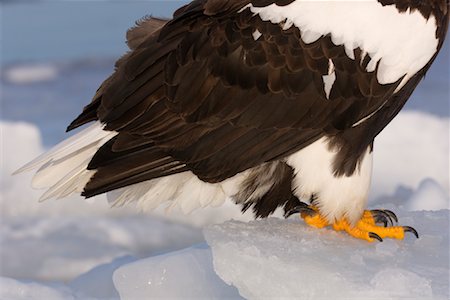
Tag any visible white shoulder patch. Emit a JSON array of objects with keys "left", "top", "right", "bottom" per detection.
[
  {"left": 252, "top": 29, "right": 262, "bottom": 40},
  {"left": 244, "top": 0, "right": 439, "bottom": 91},
  {"left": 322, "top": 59, "right": 336, "bottom": 99}
]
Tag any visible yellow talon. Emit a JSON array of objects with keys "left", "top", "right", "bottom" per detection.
[
  {"left": 331, "top": 219, "right": 393, "bottom": 242},
  {"left": 332, "top": 219, "right": 376, "bottom": 242},
  {"left": 357, "top": 220, "right": 406, "bottom": 240},
  {"left": 362, "top": 210, "right": 377, "bottom": 225},
  {"left": 303, "top": 213, "right": 329, "bottom": 228}
]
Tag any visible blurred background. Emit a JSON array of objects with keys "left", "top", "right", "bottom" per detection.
[
  {"left": 0, "top": 0, "right": 449, "bottom": 294},
  {"left": 0, "top": 1, "right": 258, "bottom": 288},
  {"left": 2, "top": 0, "right": 188, "bottom": 145}
]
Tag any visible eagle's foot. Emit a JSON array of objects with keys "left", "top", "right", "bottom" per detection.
[{"left": 287, "top": 205, "right": 418, "bottom": 242}]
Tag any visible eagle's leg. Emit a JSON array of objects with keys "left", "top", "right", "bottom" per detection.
[{"left": 287, "top": 206, "right": 419, "bottom": 242}]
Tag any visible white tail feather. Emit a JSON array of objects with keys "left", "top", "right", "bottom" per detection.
[
  {"left": 16, "top": 122, "right": 117, "bottom": 200},
  {"left": 32, "top": 141, "right": 99, "bottom": 189},
  {"left": 14, "top": 122, "right": 114, "bottom": 174},
  {"left": 38, "top": 159, "right": 95, "bottom": 201}
]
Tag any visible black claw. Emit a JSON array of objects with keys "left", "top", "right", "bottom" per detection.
[
  {"left": 285, "top": 204, "right": 316, "bottom": 218},
  {"left": 371, "top": 210, "right": 393, "bottom": 227},
  {"left": 369, "top": 232, "right": 383, "bottom": 242},
  {"left": 377, "top": 216, "right": 388, "bottom": 227},
  {"left": 382, "top": 212, "right": 395, "bottom": 226},
  {"left": 373, "top": 215, "right": 385, "bottom": 227},
  {"left": 371, "top": 209, "right": 398, "bottom": 226},
  {"left": 403, "top": 226, "right": 419, "bottom": 239},
  {"left": 384, "top": 210, "right": 398, "bottom": 223},
  {"left": 285, "top": 207, "right": 300, "bottom": 218}
]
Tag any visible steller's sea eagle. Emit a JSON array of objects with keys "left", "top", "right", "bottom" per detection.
[{"left": 17, "top": 0, "right": 449, "bottom": 242}]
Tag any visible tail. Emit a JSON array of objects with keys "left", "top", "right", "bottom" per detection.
[
  {"left": 13, "top": 121, "right": 227, "bottom": 213},
  {"left": 14, "top": 122, "right": 117, "bottom": 201}
]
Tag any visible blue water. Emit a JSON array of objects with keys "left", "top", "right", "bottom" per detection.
[
  {"left": 1, "top": 1, "right": 187, "bottom": 144},
  {"left": 1, "top": 1, "right": 188, "bottom": 64},
  {"left": 1, "top": 1, "right": 449, "bottom": 146}
]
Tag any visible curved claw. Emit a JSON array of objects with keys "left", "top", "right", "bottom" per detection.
[
  {"left": 383, "top": 210, "right": 398, "bottom": 223},
  {"left": 284, "top": 208, "right": 298, "bottom": 218},
  {"left": 370, "top": 209, "right": 397, "bottom": 226},
  {"left": 285, "top": 205, "right": 316, "bottom": 218},
  {"left": 369, "top": 232, "right": 383, "bottom": 242},
  {"left": 373, "top": 214, "right": 389, "bottom": 227},
  {"left": 379, "top": 217, "right": 388, "bottom": 228},
  {"left": 403, "top": 226, "right": 419, "bottom": 239},
  {"left": 370, "top": 210, "right": 391, "bottom": 226}
]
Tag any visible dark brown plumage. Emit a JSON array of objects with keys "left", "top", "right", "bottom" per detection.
[{"left": 63, "top": 0, "right": 448, "bottom": 219}]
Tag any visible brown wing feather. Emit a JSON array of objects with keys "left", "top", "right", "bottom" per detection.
[
  {"left": 126, "top": 16, "right": 168, "bottom": 50},
  {"left": 69, "top": 0, "right": 440, "bottom": 197}
]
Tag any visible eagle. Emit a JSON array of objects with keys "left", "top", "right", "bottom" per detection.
[{"left": 18, "top": 0, "right": 449, "bottom": 242}]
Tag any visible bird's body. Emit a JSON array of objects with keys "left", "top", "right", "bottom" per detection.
[{"left": 19, "top": 0, "right": 449, "bottom": 241}]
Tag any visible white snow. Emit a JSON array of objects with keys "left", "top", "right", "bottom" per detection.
[
  {"left": 0, "top": 277, "right": 76, "bottom": 300},
  {"left": 3, "top": 64, "right": 58, "bottom": 84},
  {"left": 204, "top": 210, "right": 449, "bottom": 300},
  {"left": 404, "top": 178, "right": 450, "bottom": 212},
  {"left": 372, "top": 111, "right": 449, "bottom": 199},
  {"left": 0, "top": 216, "right": 203, "bottom": 282}
]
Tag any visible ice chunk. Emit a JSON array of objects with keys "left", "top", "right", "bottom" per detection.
[
  {"left": 0, "top": 277, "right": 75, "bottom": 300},
  {"left": 69, "top": 255, "right": 137, "bottom": 299},
  {"left": 204, "top": 211, "right": 449, "bottom": 300},
  {"left": 113, "top": 244, "right": 242, "bottom": 299}
]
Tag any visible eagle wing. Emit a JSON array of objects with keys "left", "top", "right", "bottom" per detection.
[{"left": 70, "top": 0, "right": 411, "bottom": 197}]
